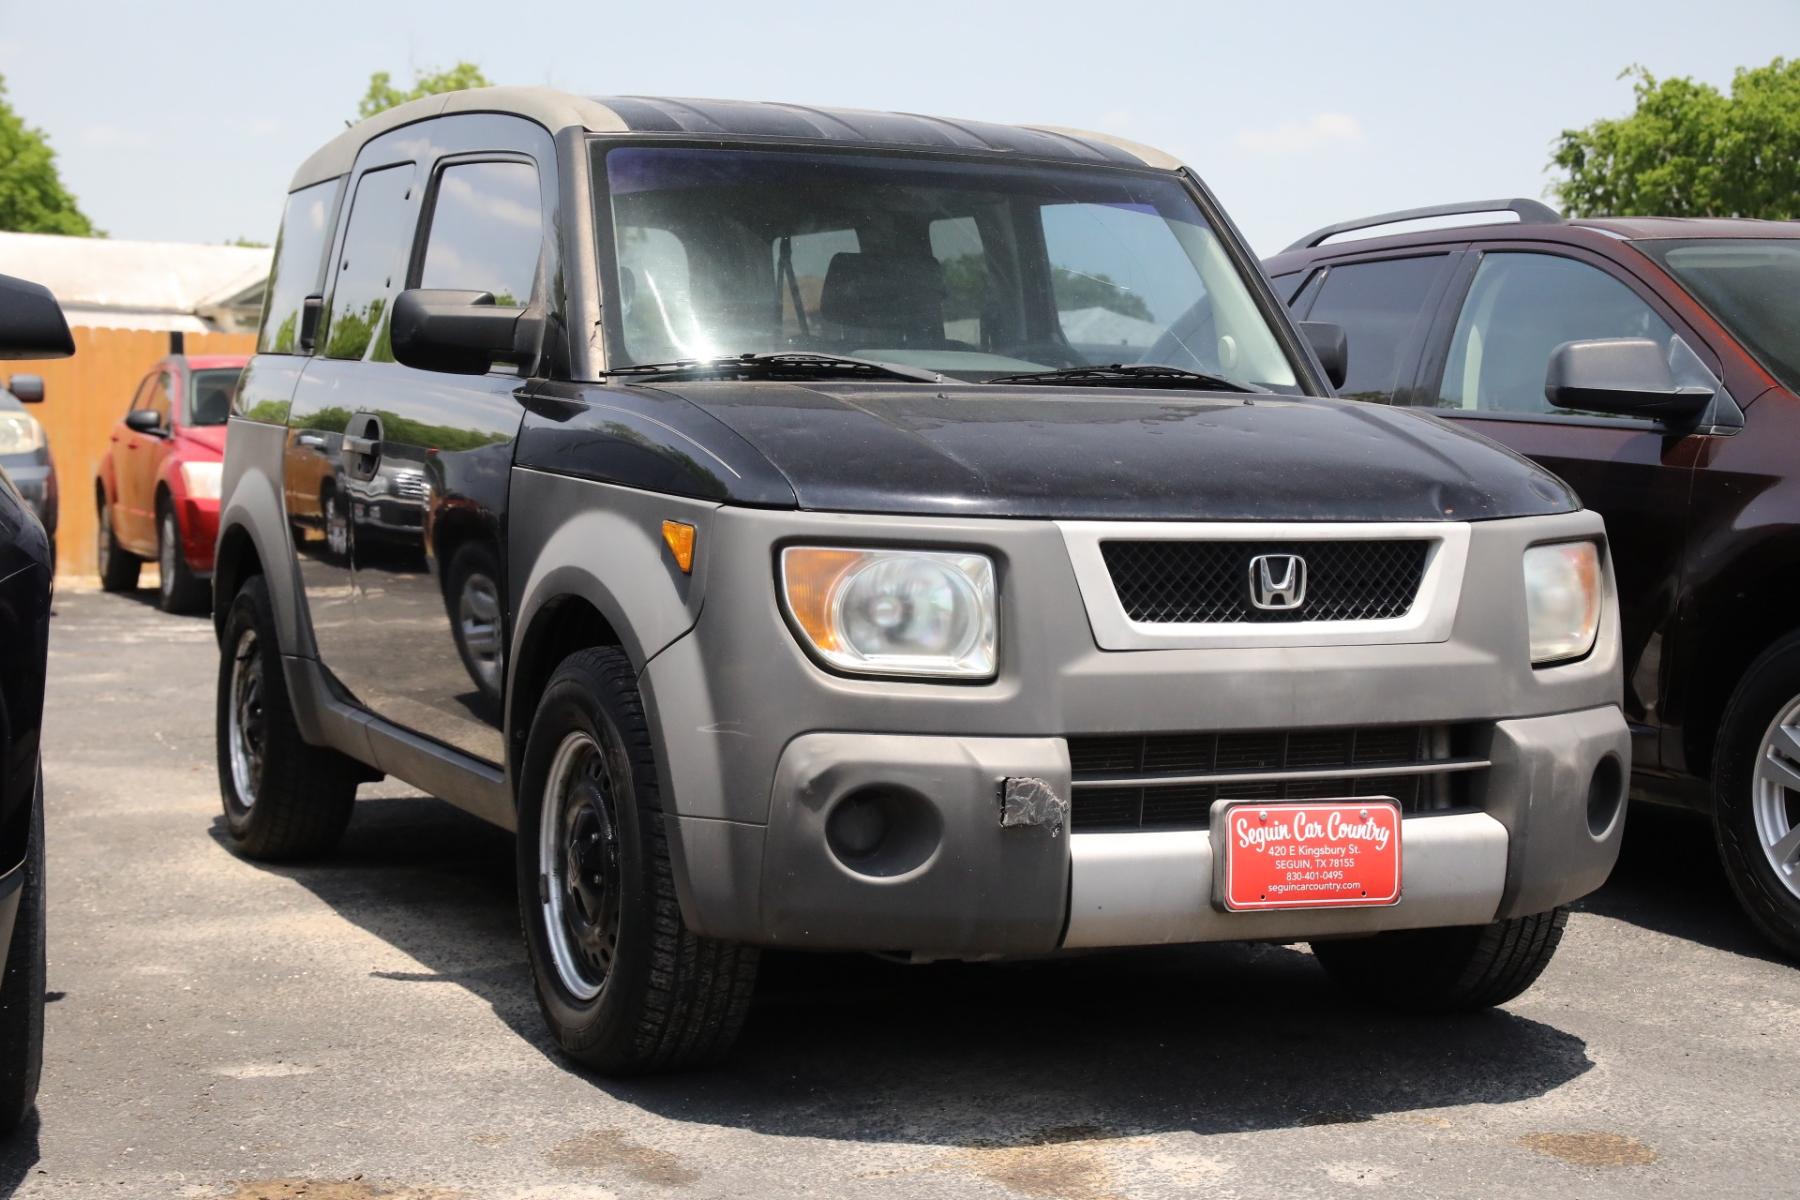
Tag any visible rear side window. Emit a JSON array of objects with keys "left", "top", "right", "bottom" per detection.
[
  {"left": 418, "top": 160, "right": 544, "bottom": 306},
  {"left": 323, "top": 164, "right": 420, "bottom": 362},
  {"left": 1305, "top": 257, "right": 1444, "bottom": 402},
  {"left": 258, "top": 177, "right": 343, "bottom": 354}
]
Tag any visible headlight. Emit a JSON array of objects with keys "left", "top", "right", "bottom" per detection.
[
  {"left": 781, "top": 547, "right": 997, "bottom": 678},
  {"left": 1524, "top": 541, "right": 1601, "bottom": 665},
  {"left": 179, "top": 460, "right": 223, "bottom": 501},
  {"left": 0, "top": 412, "right": 45, "bottom": 455}
]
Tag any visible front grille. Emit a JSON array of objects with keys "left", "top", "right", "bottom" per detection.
[
  {"left": 390, "top": 470, "right": 429, "bottom": 501},
  {"left": 1067, "top": 724, "right": 1482, "bottom": 831},
  {"left": 1100, "top": 539, "right": 1429, "bottom": 623}
]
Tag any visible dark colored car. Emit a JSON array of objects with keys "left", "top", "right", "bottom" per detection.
[
  {"left": 214, "top": 90, "right": 1631, "bottom": 1074},
  {"left": 0, "top": 376, "right": 55, "bottom": 566},
  {"left": 0, "top": 273, "right": 73, "bottom": 1132},
  {"left": 1264, "top": 199, "right": 1800, "bottom": 955},
  {"left": 95, "top": 354, "right": 245, "bottom": 613}
]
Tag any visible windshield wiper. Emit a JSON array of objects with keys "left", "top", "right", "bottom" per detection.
[
  {"left": 985, "top": 363, "right": 1265, "bottom": 393},
  {"left": 609, "top": 352, "right": 944, "bottom": 384}
]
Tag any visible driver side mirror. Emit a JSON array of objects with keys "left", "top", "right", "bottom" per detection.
[
  {"left": 0, "top": 275, "right": 74, "bottom": 361},
  {"left": 390, "top": 289, "right": 544, "bottom": 376},
  {"left": 125, "top": 409, "right": 165, "bottom": 435},
  {"left": 1298, "top": 321, "right": 1348, "bottom": 390},
  {"left": 7, "top": 374, "right": 44, "bottom": 404},
  {"left": 1545, "top": 338, "right": 1715, "bottom": 422}
]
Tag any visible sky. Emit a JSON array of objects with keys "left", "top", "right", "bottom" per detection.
[{"left": 0, "top": 0, "right": 1794, "bottom": 257}]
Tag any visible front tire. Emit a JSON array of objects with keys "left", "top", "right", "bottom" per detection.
[
  {"left": 1311, "top": 908, "right": 1569, "bottom": 1012},
  {"left": 0, "top": 768, "right": 46, "bottom": 1133},
  {"left": 216, "top": 575, "right": 358, "bottom": 860},
  {"left": 1713, "top": 633, "right": 1800, "bottom": 958},
  {"left": 157, "top": 505, "right": 210, "bottom": 615},
  {"left": 516, "top": 647, "right": 758, "bottom": 1074},
  {"left": 97, "top": 496, "right": 140, "bottom": 593}
]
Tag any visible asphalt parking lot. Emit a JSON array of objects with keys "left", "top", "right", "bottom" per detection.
[{"left": 3, "top": 586, "right": 1795, "bottom": 1199}]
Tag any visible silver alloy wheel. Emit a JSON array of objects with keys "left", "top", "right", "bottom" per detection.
[
  {"left": 457, "top": 571, "right": 503, "bottom": 693},
  {"left": 159, "top": 511, "right": 178, "bottom": 593},
  {"left": 227, "top": 625, "right": 265, "bottom": 809},
  {"left": 538, "top": 729, "right": 621, "bottom": 1002},
  {"left": 1752, "top": 695, "right": 1800, "bottom": 901}
]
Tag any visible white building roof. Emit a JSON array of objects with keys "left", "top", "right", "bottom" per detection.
[{"left": 0, "top": 231, "right": 271, "bottom": 332}]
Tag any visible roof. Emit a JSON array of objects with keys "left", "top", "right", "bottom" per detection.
[
  {"left": 1265, "top": 207, "right": 1800, "bottom": 272},
  {"left": 1570, "top": 216, "right": 1800, "bottom": 241},
  {"left": 291, "top": 86, "right": 1180, "bottom": 189},
  {"left": 0, "top": 231, "right": 270, "bottom": 332}
]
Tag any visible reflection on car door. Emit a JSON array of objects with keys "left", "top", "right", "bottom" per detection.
[
  {"left": 1410, "top": 246, "right": 1722, "bottom": 767},
  {"left": 346, "top": 154, "right": 546, "bottom": 763},
  {"left": 286, "top": 159, "right": 420, "bottom": 701}
]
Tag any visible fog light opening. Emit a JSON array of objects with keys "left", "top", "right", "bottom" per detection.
[
  {"left": 825, "top": 786, "right": 941, "bottom": 878},
  {"left": 1586, "top": 754, "right": 1625, "bottom": 838}
]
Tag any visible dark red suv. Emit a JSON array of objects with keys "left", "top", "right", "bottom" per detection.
[{"left": 1265, "top": 200, "right": 1800, "bottom": 956}]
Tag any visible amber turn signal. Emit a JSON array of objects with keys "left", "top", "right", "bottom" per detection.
[{"left": 661, "top": 520, "right": 696, "bottom": 574}]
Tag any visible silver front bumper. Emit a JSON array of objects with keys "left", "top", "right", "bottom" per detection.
[
  {"left": 1062, "top": 705, "right": 1628, "bottom": 948},
  {"left": 1064, "top": 811, "right": 1509, "bottom": 947}
]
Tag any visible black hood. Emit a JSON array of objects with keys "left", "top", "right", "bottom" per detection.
[{"left": 648, "top": 381, "right": 1576, "bottom": 522}]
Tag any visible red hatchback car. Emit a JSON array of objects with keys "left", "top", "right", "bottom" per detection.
[{"left": 95, "top": 354, "right": 245, "bottom": 612}]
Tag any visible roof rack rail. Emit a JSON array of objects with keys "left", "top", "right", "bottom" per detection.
[{"left": 1284, "top": 198, "right": 1562, "bottom": 253}]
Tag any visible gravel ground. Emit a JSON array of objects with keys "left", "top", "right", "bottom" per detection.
[{"left": 3, "top": 586, "right": 1794, "bottom": 1199}]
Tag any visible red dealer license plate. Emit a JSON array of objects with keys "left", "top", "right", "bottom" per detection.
[{"left": 1215, "top": 798, "right": 1402, "bottom": 911}]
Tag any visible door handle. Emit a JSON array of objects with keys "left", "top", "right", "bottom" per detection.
[{"left": 296, "top": 433, "right": 328, "bottom": 449}]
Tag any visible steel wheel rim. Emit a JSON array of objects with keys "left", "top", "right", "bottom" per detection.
[
  {"left": 457, "top": 571, "right": 502, "bottom": 692},
  {"left": 227, "top": 626, "right": 265, "bottom": 809},
  {"left": 160, "top": 513, "right": 177, "bottom": 590},
  {"left": 1752, "top": 695, "right": 1800, "bottom": 901},
  {"left": 538, "top": 729, "right": 622, "bottom": 1002}
]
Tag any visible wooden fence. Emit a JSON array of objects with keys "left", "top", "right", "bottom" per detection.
[{"left": 6, "top": 326, "right": 257, "bottom": 579}]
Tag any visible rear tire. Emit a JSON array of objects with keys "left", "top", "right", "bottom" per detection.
[
  {"left": 1712, "top": 633, "right": 1800, "bottom": 959},
  {"left": 216, "top": 574, "right": 358, "bottom": 860},
  {"left": 97, "top": 497, "right": 140, "bottom": 593},
  {"left": 516, "top": 646, "right": 758, "bottom": 1074},
  {"left": 0, "top": 768, "right": 46, "bottom": 1133},
  {"left": 157, "top": 505, "right": 210, "bottom": 615},
  {"left": 1311, "top": 908, "right": 1568, "bottom": 1012}
]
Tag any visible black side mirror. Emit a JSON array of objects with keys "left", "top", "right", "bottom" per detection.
[
  {"left": 390, "top": 289, "right": 543, "bottom": 376},
  {"left": 0, "top": 274, "right": 74, "bottom": 360},
  {"left": 1298, "top": 321, "right": 1348, "bottom": 389},
  {"left": 1546, "top": 338, "right": 1715, "bottom": 422},
  {"left": 125, "top": 409, "right": 165, "bottom": 434},
  {"left": 8, "top": 374, "right": 45, "bottom": 404}
]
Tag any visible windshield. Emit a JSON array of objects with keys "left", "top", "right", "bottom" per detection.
[
  {"left": 1640, "top": 238, "right": 1800, "bottom": 394},
  {"left": 188, "top": 368, "right": 241, "bottom": 426},
  {"left": 595, "top": 144, "right": 1299, "bottom": 391}
]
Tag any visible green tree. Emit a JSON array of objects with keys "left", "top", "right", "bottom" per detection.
[
  {"left": 1551, "top": 59, "right": 1800, "bottom": 219},
  {"left": 357, "top": 62, "right": 492, "bottom": 121},
  {"left": 0, "top": 72, "right": 99, "bottom": 236}
]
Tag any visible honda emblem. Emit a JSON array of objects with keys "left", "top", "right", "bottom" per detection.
[{"left": 1248, "top": 554, "right": 1307, "bottom": 611}]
